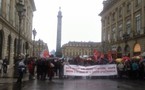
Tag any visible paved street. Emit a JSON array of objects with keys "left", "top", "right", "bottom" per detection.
[{"left": 1, "top": 77, "right": 145, "bottom": 90}]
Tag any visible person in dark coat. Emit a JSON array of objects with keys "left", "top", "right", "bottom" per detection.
[
  {"left": 48, "top": 59, "right": 54, "bottom": 81},
  {"left": 27, "top": 57, "right": 35, "bottom": 80},
  {"left": 2, "top": 56, "right": 8, "bottom": 74},
  {"left": 56, "top": 59, "right": 64, "bottom": 79},
  {"left": 42, "top": 58, "right": 48, "bottom": 80},
  {"left": 53, "top": 59, "right": 58, "bottom": 76},
  {"left": 16, "top": 55, "right": 26, "bottom": 83},
  {"left": 36, "top": 58, "right": 43, "bottom": 80}
]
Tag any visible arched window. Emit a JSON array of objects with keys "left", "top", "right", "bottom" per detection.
[
  {"left": 133, "top": 43, "right": 141, "bottom": 56},
  {"left": 117, "top": 46, "right": 122, "bottom": 53},
  {"left": 117, "top": 46, "right": 122, "bottom": 58},
  {"left": 134, "top": 43, "right": 141, "bottom": 52},
  {"left": 7, "top": 35, "right": 11, "bottom": 64},
  {"left": 14, "top": 39, "right": 17, "bottom": 57},
  {"left": 124, "top": 45, "right": 130, "bottom": 56}
]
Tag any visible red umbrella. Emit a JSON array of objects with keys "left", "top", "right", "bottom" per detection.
[{"left": 122, "top": 56, "right": 130, "bottom": 61}]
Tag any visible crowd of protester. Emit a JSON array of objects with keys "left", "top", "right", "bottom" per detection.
[
  {"left": 1, "top": 54, "right": 145, "bottom": 83},
  {"left": 13, "top": 54, "right": 145, "bottom": 82},
  {"left": 13, "top": 54, "right": 65, "bottom": 83},
  {"left": 116, "top": 57, "right": 145, "bottom": 80},
  {"left": 68, "top": 55, "right": 145, "bottom": 80}
]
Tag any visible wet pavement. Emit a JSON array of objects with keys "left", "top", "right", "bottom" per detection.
[{"left": 1, "top": 78, "right": 145, "bottom": 90}]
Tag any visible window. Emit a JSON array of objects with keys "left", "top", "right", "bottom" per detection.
[
  {"left": 105, "top": 30, "right": 107, "bottom": 41},
  {"left": 0, "top": 31, "right": 3, "bottom": 59},
  {"left": 118, "top": 24, "right": 123, "bottom": 39},
  {"left": 7, "top": 35, "right": 11, "bottom": 64},
  {"left": 119, "top": 30, "right": 123, "bottom": 40},
  {"left": 136, "top": 0, "right": 141, "bottom": 6},
  {"left": 118, "top": 7, "right": 122, "bottom": 17},
  {"left": 112, "top": 13, "right": 115, "bottom": 21},
  {"left": 108, "top": 34, "right": 110, "bottom": 42},
  {"left": 137, "top": 0, "right": 141, "bottom": 4},
  {"left": 107, "top": 16, "right": 110, "bottom": 24},
  {"left": 6, "top": 0, "right": 10, "bottom": 20},
  {"left": 102, "top": 20, "right": 105, "bottom": 26},
  {"left": 136, "top": 14, "right": 141, "bottom": 34},
  {"left": 127, "top": 3, "right": 131, "bottom": 12},
  {"left": 0, "top": 0, "right": 2, "bottom": 15},
  {"left": 112, "top": 28, "right": 116, "bottom": 41},
  {"left": 103, "top": 30, "right": 106, "bottom": 41},
  {"left": 126, "top": 21, "right": 131, "bottom": 34}
]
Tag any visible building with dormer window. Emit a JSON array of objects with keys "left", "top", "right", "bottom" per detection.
[
  {"left": 62, "top": 41, "right": 101, "bottom": 58},
  {"left": 100, "top": 0, "right": 145, "bottom": 57}
]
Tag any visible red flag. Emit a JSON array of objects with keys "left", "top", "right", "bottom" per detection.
[
  {"left": 93, "top": 49, "right": 100, "bottom": 61},
  {"left": 122, "top": 56, "right": 130, "bottom": 61},
  {"left": 107, "top": 51, "right": 113, "bottom": 61},
  {"left": 40, "top": 49, "right": 50, "bottom": 58}
]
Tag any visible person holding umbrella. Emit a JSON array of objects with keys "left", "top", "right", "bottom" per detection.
[
  {"left": 139, "top": 56, "right": 145, "bottom": 79},
  {"left": 16, "top": 54, "right": 26, "bottom": 83}
]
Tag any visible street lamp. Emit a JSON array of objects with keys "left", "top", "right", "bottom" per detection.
[
  {"left": 16, "top": 0, "right": 26, "bottom": 56},
  {"left": 32, "top": 28, "right": 37, "bottom": 56}
]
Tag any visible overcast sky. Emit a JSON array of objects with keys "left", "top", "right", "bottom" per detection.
[{"left": 33, "top": 0, "right": 103, "bottom": 52}]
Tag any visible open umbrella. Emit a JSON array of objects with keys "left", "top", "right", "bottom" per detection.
[
  {"left": 116, "top": 58, "right": 123, "bottom": 62},
  {"left": 122, "top": 56, "right": 130, "bottom": 61},
  {"left": 131, "top": 56, "right": 141, "bottom": 60}
]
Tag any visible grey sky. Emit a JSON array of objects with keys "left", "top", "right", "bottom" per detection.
[{"left": 33, "top": 0, "right": 103, "bottom": 51}]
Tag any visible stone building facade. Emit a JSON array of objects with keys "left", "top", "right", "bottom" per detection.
[
  {"left": 100, "top": 0, "right": 145, "bottom": 57},
  {"left": 62, "top": 41, "right": 101, "bottom": 58},
  {"left": 0, "top": 0, "right": 36, "bottom": 66}
]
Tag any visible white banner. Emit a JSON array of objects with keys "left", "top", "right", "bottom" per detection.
[{"left": 64, "top": 64, "right": 117, "bottom": 76}]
